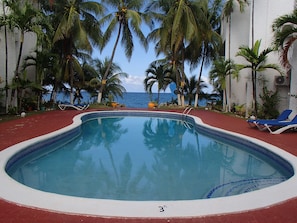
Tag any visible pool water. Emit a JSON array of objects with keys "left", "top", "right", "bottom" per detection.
[{"left": 7, "top": 116, "right": 292, "bottom": 201}]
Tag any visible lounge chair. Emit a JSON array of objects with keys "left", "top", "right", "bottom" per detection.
[
  {"left": 247, "top": 109, "right": 292, "bottom": 129},
  {"left": 263, "top": 115, "right": 297, "bottom": 134},
  {"left": 58, "top": 103, "right": 89, "bottom": 111}
]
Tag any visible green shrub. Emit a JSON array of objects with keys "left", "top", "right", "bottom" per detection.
[{"left": 258, "top": 87, "right": 279, "bottom": 119}]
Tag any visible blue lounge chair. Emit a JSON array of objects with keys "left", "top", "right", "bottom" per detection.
[
  {"left": 247, "top": 109, "right": 292, "bottom": 129},
  {"left": 264, "top": 115, "right": 297, "bottom": 134}
]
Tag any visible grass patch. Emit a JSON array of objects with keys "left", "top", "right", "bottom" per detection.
[{"left": 0, "top": 111, "right": 45, "bottom": 124}]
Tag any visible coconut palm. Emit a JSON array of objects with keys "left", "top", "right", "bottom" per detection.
[
  {"left": 185, "top": 75, "right": 207, "bottom": 106},
  {"left": 272, "top": 10, "right": 297, "bottom": 69},
  {"left": 144, "top": 61, "right": 172, "bottom": 104},
  {"left": 222, "top": 0, "right": 249, "bottom": 111},
  {"left": 52, "top": 0, "right": 103, "bottom": 103},
  {"left": 168, "top": 0, "right": 202, "bottom": 107},
  {"left": 97, "top": 0, "right": 151, "bottom": 103},
  {"left": 209, "top": 57, "right": 239, "bottom": 111},
  {"left": 147, "top": 0, "right": 205, "bottom": 107},
  {"left": 185, "top": 0, "right": 222, "bottom": 107},
  {"left": 89, "top": 58, "right": 128, "bottom": 103},
  {"left": 4, "top": 0, "right": 45, "bottom": 77},
  {"left": 236, "top": 40, "right": 283, "bottom": 116},
  {"left": 2, "top": 0, "right": 50, "bottom": 111},
  {"left": 9, "top": 70, "right": 43, "bottom": 112},
  {"left": 23, "top": 49, "right": 56, "bottom": 109}
]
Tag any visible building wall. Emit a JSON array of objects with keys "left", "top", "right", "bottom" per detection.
[
  {"left": 0, "top": 0, "right": 37, "bottom": 108},
  {"left": 224, "top": 0, "right": 295, "bottom": 116}
]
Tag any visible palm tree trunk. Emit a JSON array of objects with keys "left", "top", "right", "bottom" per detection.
[
  {"left": 194, "top": 53, "right": 206, "bottom": 107},
  {"left": 98, "top": 21, "right": 122, "bottom": 103},
  {"left": 14, "top": 31, "right": 24, "bottom": 112},
  {"left": 223, "top": 89, "right": 227, "bottom": 111},
  {"left": 106, "top": 146, "right": 120, "bottom": 186},
  {"left": 252, "top": 70, "right": 257, "bottom": 116},
  {"left": 15, "top": 32, "right": 24, "bottom": 76},
  {"left": 157, "top": 83, "right": 160, "bottom": 104},
  {"left": 251, "top": 0, "right": 255, "bottom": 46},
  {"left": 227, "top": 17, "right": 232, "bottom": 112},
  {"left": 251, "top": 1, "right": 256, "bottom": 116},
  {"left": 172, "top": 61, "right": 181, "bottom": 106},
  {"left": 3, "top": 1, "right": 8, "bottom": 113},
  {"left": 180, "top": 47, "right": 186, "bottom": 107},
  {"left": 69, "top": 58, "right": 74, "bottom": 104}
]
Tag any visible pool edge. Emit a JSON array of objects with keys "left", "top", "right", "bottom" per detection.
[{"left": 0, "top": 110, "right": 297, "bottom": 218}]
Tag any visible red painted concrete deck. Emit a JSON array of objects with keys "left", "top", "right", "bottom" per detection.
[{"left": 0, "top": 108, "right": 297, "bottom": 223}]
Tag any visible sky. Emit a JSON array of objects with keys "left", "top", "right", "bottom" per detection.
[
  {"left": 93, "top": 38, "right": 213, "bottom": 93},
  {"left": 91, "top": 4, "right": 213, "bottom": 94}
]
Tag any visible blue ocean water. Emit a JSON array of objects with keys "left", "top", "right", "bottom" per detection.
[
  {"left": 43, "top": 92, "right": 207, "bottom": 108},
  {"left": 115, "top": 92, "right": 178, "bottom": 108}
]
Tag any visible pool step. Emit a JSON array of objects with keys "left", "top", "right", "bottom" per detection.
[{"left": 206, "top": 177, "right": 287, "bottom": 198}]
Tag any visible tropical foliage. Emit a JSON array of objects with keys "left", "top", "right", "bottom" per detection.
[
  {"left": 272, "top": 10, "right": 297, "bottom": 68},
  {"left": 186, "top": 0, "right": 223, "bottom": 107},
  {"left": 236, "top": 40, "right": 282, "bottom": 116},
  {"left": 222, "top": 0, "right": 249, "bottom": 112},
  {"left": 147, "top": 0, "right": 209, "bottom": 106},
  {"left": 51, "top": 0, "right": 103, "bottom": 104},
  {"left": 0, "top": 0, "right": 292, "bottom": 113},
  {"left": 209, "top": 57, "right": 238, "bottom": 111},
  {"left": 89, "top": 58, "right": 128, "bottom": 103},
  {"left": 2, "top": 0, "right": 50, "bottom": 111},
  {"left": 144, "top": 61, "right": 173, "bottom": 104},
  {"left": 185, "top": 75, "right": 207, "bottom": 106},
  {"left": 97, "top": 0, "right": 151, "bottom": 103}
]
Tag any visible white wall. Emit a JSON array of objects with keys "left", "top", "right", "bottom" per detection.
[
  {"left": 224, "top": 0, "right": 295, "bottom": 116},
  {"left": 288, "top": 41, "right": 297, "bottom": 117},
  {"left": 0, "top": 0, "right": 37, "bottom": 108}
]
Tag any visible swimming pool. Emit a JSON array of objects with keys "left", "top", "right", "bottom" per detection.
[{"left": 1, "top": 110, "right": 297, "bottom": 218}]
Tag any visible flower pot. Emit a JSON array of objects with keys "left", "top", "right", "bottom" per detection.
[
  {"left": 111, "top": 102, "right": 118, "bottom": 108},
  {"left": 148, "top": 102, "right": 157, "bottom": 108}
]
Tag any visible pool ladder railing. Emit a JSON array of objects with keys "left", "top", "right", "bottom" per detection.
[
  {"left": 182, "top": 106, "right": 193, "bottom": 116},
  {"left": 182, "top": 106, "right": 193, "bottom": 129}
]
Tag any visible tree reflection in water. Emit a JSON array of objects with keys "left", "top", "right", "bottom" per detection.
[
  {"left": 142, "top": 118, "right": 223, "bottom": 200},
  {"left": 8, "top": 116, "right": 290, "bottom": 200},
  {"left": 142, "top": 117, "right": 288, "bottom": 200}
]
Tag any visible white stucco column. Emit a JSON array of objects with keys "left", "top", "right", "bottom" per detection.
[{"left": 288, "top": 41, "right": 297, "bottom": 116}]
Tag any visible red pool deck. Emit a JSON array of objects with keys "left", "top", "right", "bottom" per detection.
[{"left": 0, "top": 108, "right": 297, "bottom": 223}]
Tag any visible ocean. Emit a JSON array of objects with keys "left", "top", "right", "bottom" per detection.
[{"left": 43, "top": 92, "right": 207, "bottom": 108}]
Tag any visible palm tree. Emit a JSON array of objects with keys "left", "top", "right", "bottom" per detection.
[
  {"left": 2, "top": 0, "right": 50, "bottom": 111},
  {"left": 41, "top": 52, "right": 65, "bottom": 103},
  {"left": 144, "top": 60, "right": 172, "bottom": 104},
  {"left": 97, "top": 0, "right": 150, "bottom": 103},
  {"left": 222, "top": 0, "right": 249, "bottom": 111},
  {"left": 89, "top": 58, "right": 128, "bottom": 103},
  {"left": 272, "top": 10, "right": 297, "bottom": 69},
  {"left": 9, "top": 70, "right": 43, "bottom": 111},
  {"left": 23, "top": 50, "right": 52, "bottom": 109},
  {"left": 52, "top": 0, "right": 103, "bottom": 104},
  {"left": 147, "top": 0, "right": 205, "bottom": 107},
  {"left": 185, "top": 75, "right": 207, "bottom": 106},
  {"left": 209, "top": 57, "right": 239, "bottom": 111},
  {"left": 236, "top": 40, "right": 283, "bottom": 116},
  {"left": 186, "top": 0, "right": 222, "bottom": 107},
  {"left": 4, "top": 1, "right": 44, "bottom": 77}
]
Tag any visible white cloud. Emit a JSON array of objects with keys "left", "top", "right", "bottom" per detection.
[
  {"left": 121, "top": 74, "right": 214, "bottom": 93},
  {"left": 122, "top": 75, "right": 145, "bottom": 92}
]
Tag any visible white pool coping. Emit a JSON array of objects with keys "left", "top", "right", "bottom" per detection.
[{"left": 1, "top": 110, "right": 297, "bottom": 218}]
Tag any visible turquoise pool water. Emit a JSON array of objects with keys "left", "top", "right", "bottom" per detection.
[{"left": 6, "top": 112, "right": 293, "bottom": 201}]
